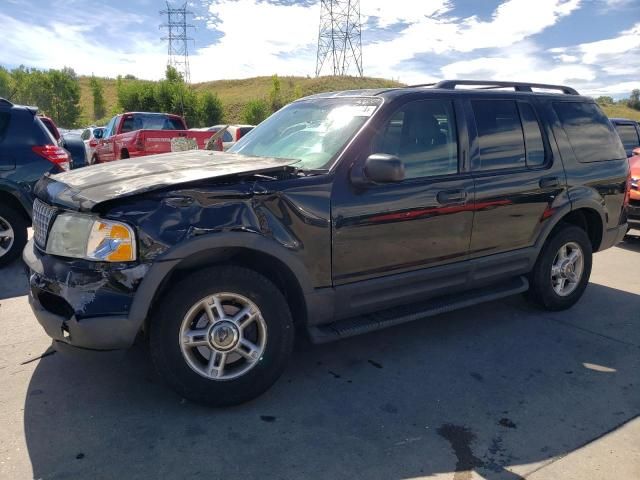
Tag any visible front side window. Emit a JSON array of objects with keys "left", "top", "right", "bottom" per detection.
[
  {"left": 614, "top": 124, "right": 640, "bottom": 153},
  {"left": 554, "top": 102, "right": 626, "bottom": 162},
  {"left": 374, "top": 99, "right": 458, "bottom": 179},
  {"left": 472, "top": 100, "right": 526, "bottom": 171},
  {"left": 104, "top": 117, "right": 116, "bottom": 138},
  {"left": 229, "top": 97, "right": 382, "bottom": 170}
]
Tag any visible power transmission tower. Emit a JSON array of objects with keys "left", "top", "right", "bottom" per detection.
[
  {"left": 160, "top": 1, "right": 194, "bottom": 83},
  {"left": 315, "top": 0, "right": 363, "bottom": 77}
]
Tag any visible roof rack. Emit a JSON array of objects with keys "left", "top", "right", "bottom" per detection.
[
  {"left": 0, "top": 98, "right": 14, "bottom": 107},
  {"left": 408, "top": 80, "right": 579, "bottom": 95}
]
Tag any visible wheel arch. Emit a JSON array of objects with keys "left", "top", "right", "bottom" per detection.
[
  {"left": 537, "top": 203, "right": 604, "bottom": 253},
  {"left": 0, "top": 187, "right": 31, "bottom": 225},
  {"left": 130, "top": 232, "right": 314, "bottom": 335}
]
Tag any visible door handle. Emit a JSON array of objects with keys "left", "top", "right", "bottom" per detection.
[
  {"left": 539, "top": 176, "right": 560, "bottom": 188},
  {"left": 437, "top": 190, "right": 467, "bottom": 204}
]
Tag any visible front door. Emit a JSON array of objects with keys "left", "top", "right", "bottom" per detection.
[{"left": 332, "top": 98, "right": 474, "bottom": 292}]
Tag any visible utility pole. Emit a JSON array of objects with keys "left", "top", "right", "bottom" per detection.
[
  {"left": 160, "top": 1, "right": 194, "bottom": 84},
  {"left": 315, "top": 0, "right": 363, "bottom": 77}
]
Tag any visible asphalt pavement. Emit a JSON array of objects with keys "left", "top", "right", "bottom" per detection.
[{"left": 1, "top": 233, "right": 639, "bottom": 479}]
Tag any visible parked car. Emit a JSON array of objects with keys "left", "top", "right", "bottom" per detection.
[
  {"left": 611, "top": 118, "right": 640, "bottom": 157},
  {"left": 23, "top": 80, "right": 630, "bottom": 405},
  {"left": 194, "top": 125, "right": 254, "bottom": 150},
  {"left": 0, "top": 98, "right": 69, "bottom": 266},
  {"left": 80, "top": 126, "right": 105, "bottom": 164},
  {"left": 37, "top": 116, "right": 87, "bottom": 169},
  {"left": 93, "top": 112, "right": 221, "bottom": 164},
  {"left": 629, "top": 154, "right": 640, "bottom": 230}
]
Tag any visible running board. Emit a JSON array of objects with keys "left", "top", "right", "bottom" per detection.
[{"left": 308, "top": 276, "right": 529, "bottom": 344}]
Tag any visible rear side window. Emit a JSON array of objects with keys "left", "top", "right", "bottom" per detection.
[
  {"left": 0, "top": 112, "right": 9, "bottom": 141},
  {"left": 472, "top": 100, "right": 525, "bottom": 170},
  {"left": 238, "top": 127, "right": 254, "bottom": 139},
  {"left": 614, "top": 124, "right": 640, "bottom": 152},
  {"left": 554, "top": 102, "right": 626, "bottom": 162}
]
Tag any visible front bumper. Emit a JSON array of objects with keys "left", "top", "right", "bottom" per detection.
[{"left": 23, "top": 239, "right": 148, "bottom": 351}]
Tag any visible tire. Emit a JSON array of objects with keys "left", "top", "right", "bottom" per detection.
[
  {"left": 527, "top": 224, "right": 592, "bottom": 311},
  {"left": 120, "top": 150, "right": 129, "bottom": 160},
  {"left": 150, "top": 266, "right": 294, "bottom": 406},
  {"left": 0, "top": 205, "right": 28, "bottom": 268}
]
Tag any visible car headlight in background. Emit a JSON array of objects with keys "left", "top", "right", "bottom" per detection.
[{"left": 46, "top": 213, "right": 136, "bottom": 262}]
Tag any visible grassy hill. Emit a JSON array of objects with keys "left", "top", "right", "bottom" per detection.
[
  {"left": 600, "top": 104, "right": 640, "bottom": 121},
  {"left": 78, "top": 75, "right": 402, "bottom": 126},
  {"left": 78, "top": 75, "right": 640, "bottom": 126}
]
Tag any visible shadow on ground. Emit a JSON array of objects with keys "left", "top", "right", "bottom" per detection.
[
  {"left": 0, "top": 257, "right": 29, "bottom": 300},
  {"left": 616, "top": 232, "right": 640, "bottom": 253},
  {"left": 22, "top": 282, "right": 640, "bottom": 479}
]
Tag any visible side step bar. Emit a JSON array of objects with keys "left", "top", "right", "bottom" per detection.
[{"left": 308, "top": 276, "right": 529, "bottom": 344}]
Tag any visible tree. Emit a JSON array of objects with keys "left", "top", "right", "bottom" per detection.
[
  {"left": 269, "top": 74, "right": 284, "bottom": 113},
  {"left": 47, "top": 68, "right": 82, "bottom": 127},
  {"left": 629, "top": 89, "right": 640, "bottom": 111},
  {"left": 0, "top": 67, "right": 11, "bottom": 99},
  {"left": 199, "top": 92, "right": 224, "bottom": 126},
  {"left": 242, "top": 99, "right": 270, "bottom": 125},
  {"left": 595, "top": 96, "right": 614, "bottom": 106},
  {"left": 90, "top": 76, "right": 106, "bottom": 121}
]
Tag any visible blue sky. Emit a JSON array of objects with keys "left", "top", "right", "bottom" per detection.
[{"left": 0, "top": 0, "right": 638, "bottom": 96}]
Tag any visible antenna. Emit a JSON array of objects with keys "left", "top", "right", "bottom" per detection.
[
  {"left": 315, "top": 0, "right": 363, "bottom": 77},
  {"left": 160, "top": 1, "right": 194, "bottom": 84}
]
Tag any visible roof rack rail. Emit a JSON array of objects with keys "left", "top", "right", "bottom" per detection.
[
  {"left": 0, "top": 98, "right": 14, "bottom": 107},
  {"left": 428, "top": 80, "right": 579, "bottom": 95}
]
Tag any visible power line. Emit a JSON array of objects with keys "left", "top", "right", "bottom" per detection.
[
  {"left": 160, "top": 1, "right": 194, "bottom": 84},
  {"left": 315, "top": 0, "right": 363, "bottom": 77}
]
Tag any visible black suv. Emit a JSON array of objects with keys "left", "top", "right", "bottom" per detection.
[
  {"left": 23, "top": 81, "right": 630, "bottom": 406},
  {"left": 0, "top": 99, "right": 70, "bottom": 266}
]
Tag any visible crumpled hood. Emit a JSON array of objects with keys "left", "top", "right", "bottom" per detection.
[{"left": 34, "top": 150, "right": 297, "bottom": 210}]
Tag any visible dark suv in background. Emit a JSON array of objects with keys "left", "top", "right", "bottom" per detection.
[
  {"left": 0, "top": 98, "right": 70, "bottom": 266},
  {"left": 23, "top": 81, "right": 630, "bottom": 406},
  {"left": 611, "top": 118, "right": 640, "bottom": 158}
]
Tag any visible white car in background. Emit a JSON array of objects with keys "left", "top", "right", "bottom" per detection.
[
  {"left": 80, "top": 126, "right": 106, "bottom": 164},
  {"left": 191, "top": 124, "right": 254, "bottom": 150}
]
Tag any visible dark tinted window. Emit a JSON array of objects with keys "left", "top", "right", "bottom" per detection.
[
  {"left": 238, "top": 127, "right": 254, "bottom": 139},
  {"left": 122, "top": 114, "right": 184, "bottom": 133},
  {"left": 472, "top": 100, "right": 525, "bottom": 170},
  {"left": 518, "top": 103, "right": 546, "bottom": 167},
  {"left": 614, "top": 124, "right": 640, "bottom": 152},
  {"left": 375, "top": 99, "right": 458, "bottom": 179},
  {"left": 554, "top": 102, "right": 626, "bottom": 162},
  {"left": 0, "top": 112, "right": 9, "bottom": 141}
]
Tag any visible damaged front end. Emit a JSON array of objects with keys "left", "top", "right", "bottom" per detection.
[{"left": 23, "top": 153, "right": 332, "bottom": 351}]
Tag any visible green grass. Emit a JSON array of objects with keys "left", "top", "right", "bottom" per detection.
[
  {"left": 601, "top": 104, "right": 640, "bottom": 121},
  {"left": 78, "top": 75, "right": 403, "bottom": 125}
]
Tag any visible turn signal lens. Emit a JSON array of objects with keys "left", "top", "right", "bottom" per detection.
[{"left": 86, "top": 221, "right": 136, "bottom": 262}]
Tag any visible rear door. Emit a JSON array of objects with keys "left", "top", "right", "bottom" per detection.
[{"left": 465, "top": 97, "right": 567, "bottom": 259}]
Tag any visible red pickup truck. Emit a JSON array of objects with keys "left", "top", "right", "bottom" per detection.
[{"left": 93, "top": 112, "right": 221, "bottom": 164}]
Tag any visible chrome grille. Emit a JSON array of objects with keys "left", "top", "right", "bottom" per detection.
[{"left": 32, "top": 199, "right": 57, "bottom": 248}]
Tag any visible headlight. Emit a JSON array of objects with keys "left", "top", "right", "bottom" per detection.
[{"left": 46, "top": 213, "right": 136, "bottom": 262}]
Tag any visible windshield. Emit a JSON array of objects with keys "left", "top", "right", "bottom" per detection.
[{"left": 229, "top": 97, "right": 382, "bottom": 170}]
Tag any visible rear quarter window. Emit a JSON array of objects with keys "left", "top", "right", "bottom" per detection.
[{"left": 554, "top": 102, "right": 626, "bottom": 162}]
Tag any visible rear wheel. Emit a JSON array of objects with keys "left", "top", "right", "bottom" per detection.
[
  {"left": 527, "top": 224, "right": 592, "bottom": 311},
  {"left": 0, "top": 205, "right": 28, "bottom": 267},
  {"left": 150, "top": 266, "right": 294, "bottom": 406}
]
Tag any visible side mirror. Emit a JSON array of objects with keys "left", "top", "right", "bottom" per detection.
[{"left": 363, "top": 153, "right": 405, "bottom": 184}]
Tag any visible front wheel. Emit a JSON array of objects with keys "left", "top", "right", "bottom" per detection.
[
  {"left": 527, "top": 224, "right": 592, "bottom": 311},
  {"left": 150, "top": 266, "right": 294, "bottom": 406}
]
